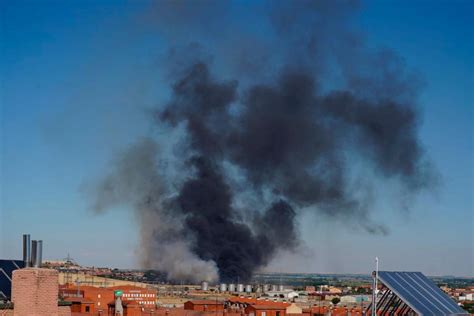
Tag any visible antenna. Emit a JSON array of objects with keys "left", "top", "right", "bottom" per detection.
[{"left": 372, "top": 257, "right": 379, "bottom": 316}]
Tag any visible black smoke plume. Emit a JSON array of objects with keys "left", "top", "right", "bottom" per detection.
[{"left": 91, "top": 0, "right": 435, "bottom": 282}]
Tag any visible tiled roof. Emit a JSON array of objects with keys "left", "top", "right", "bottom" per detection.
[
  {"left": 246, "top": 305, "right": 287, "bottom": 310},
  {"left": 228, "top": 297, "right": 290, "bottom": 307},
  {"left": 186, "top": 300, "right": 225, "bottom": 305},
  {"left": 63, "top": 297, "right": 94, "bottom": 304}
]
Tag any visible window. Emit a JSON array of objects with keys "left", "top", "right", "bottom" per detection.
[
  {"left": 85, "top": 306, "right": 90, "bottom": 312},
  {"left": 98, "top": 294, "right": 101, "bottom": 298},
  {"left": 276, "top": 312, "right": 280, "bottom": 316},
  {"left": 261, "top": 312, "right": 266, "bottom": 316}
]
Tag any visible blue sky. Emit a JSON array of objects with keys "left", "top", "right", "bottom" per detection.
[{"left": 1, "top": 0, "right": 472, "bottom": 277}]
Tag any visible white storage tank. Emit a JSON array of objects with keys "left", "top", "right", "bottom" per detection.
[
  {"left": 201, "top": 281, "right": 209, "bottom": 291},
  {"left": 245, "top": 284, "right": 252, "bottom": 293},
  {"left": 220, "top": 283, "right": 227, "bottom": 292},
  {"left": 237, "top": 284, "right": 244, "bottom": 292},
  {"left": 229, "top": 284, "right": 236, "bottom": 292}
]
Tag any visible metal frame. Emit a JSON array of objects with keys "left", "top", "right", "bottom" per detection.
[{"left": 365, "top": 282, "right": 416, "bottom": 315}]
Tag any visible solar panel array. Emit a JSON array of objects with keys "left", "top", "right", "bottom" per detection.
[
  {"left": 0, "top": 259, "right": 24, "bottom": 300},
  {"left": 378, "top": 271, "right": 469, "bottom": 316}
]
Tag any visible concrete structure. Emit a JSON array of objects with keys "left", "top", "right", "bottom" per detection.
[{"left": 11, "top": 268, "right": 64, "bottom": 316}]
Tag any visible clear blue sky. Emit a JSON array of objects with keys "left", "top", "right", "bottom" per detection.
[{"left": 1, "top": 0, "right": 472, "bottom": 277}]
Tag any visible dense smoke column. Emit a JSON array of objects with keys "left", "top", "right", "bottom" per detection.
[
  {"left": 157, "top": 63, "right": 431, "bottom": 280},
  {"left": 159, "top": 64, "right": 300, "bottom": 282},
  {"left": 90, "top": 1, "right": 435, "bottom": 282},
  {"left": 177, "top": 157, "right": 294, "bottom": 282},
  {"left": 174, "top": 155, "right": 299, "bottom": 282}
]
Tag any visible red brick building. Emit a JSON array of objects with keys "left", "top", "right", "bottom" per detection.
[
  {"left": 184, "top": 300, "right": 225, "bottom": 311},
  {"left": 115, "top": 285, "right": 157, "bottom": 307},
  {"left": 107, "top": 300, "right": 156, "bottom": 316},
  {"left": 60, "top": 285, "right": 115, "bottom": 312},
  {"left": 64, "top": 297, "right": 95, "bottom": 313},
  {"left": 245, "top": 305, "right": 286, "bottom": 316}
]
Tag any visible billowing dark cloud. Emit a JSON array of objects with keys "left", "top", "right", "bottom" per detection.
[{"left": 91, "top": 0, "right": 435, "bottom": 282}]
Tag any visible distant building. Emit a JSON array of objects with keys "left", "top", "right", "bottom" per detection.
[
  {"left": 184, "top": 300, "right": 225, "bottom": 311},
  {"left": 245, "top": 304, "right": 286, "bottom": 316},
  {"left": 304, "top": 286, "right": 316, "bottom": 293},
  {"left": 339, "top": 295, "right": 370, "bottom": 304}
]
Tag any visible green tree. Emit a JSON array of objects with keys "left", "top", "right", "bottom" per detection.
[{"left": 331, "top": 297, "right": 340, "bottom": 305}]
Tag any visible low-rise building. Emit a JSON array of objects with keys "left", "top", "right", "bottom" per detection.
[
  {"left": 64, "top": 297, "right": 95, "bottom": 313},
  {"left": 184, "top": 300, "right": 225, "bottom": 311},
  {"left": 245, "top": 304, "right": 286, "bottom": 316}
]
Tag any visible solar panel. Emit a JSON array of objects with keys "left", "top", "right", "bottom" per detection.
[
  {"left": 0, "top": 259, "right": 24, "bottom": 300},
  {"left": 378, "top": 271, "right": 469, "bottom": 316}
]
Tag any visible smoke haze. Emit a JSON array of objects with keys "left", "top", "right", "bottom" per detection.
[{"left": 90, "top": 0, "right": 435, "bottom": 282}]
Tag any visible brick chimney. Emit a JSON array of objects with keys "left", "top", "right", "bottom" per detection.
[{"left": 12, "top": 268, "right": 60, "bottom": 316}]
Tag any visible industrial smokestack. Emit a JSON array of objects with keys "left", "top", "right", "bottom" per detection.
[
  {"left": 22, "top": 234, "right": 31, "bottom": 268},
  {"left": 31, "top": 240, "right": 38, "bottom": 268},
  {"left": 35, "top": 240, "right": 43, "bottom": 268}
]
